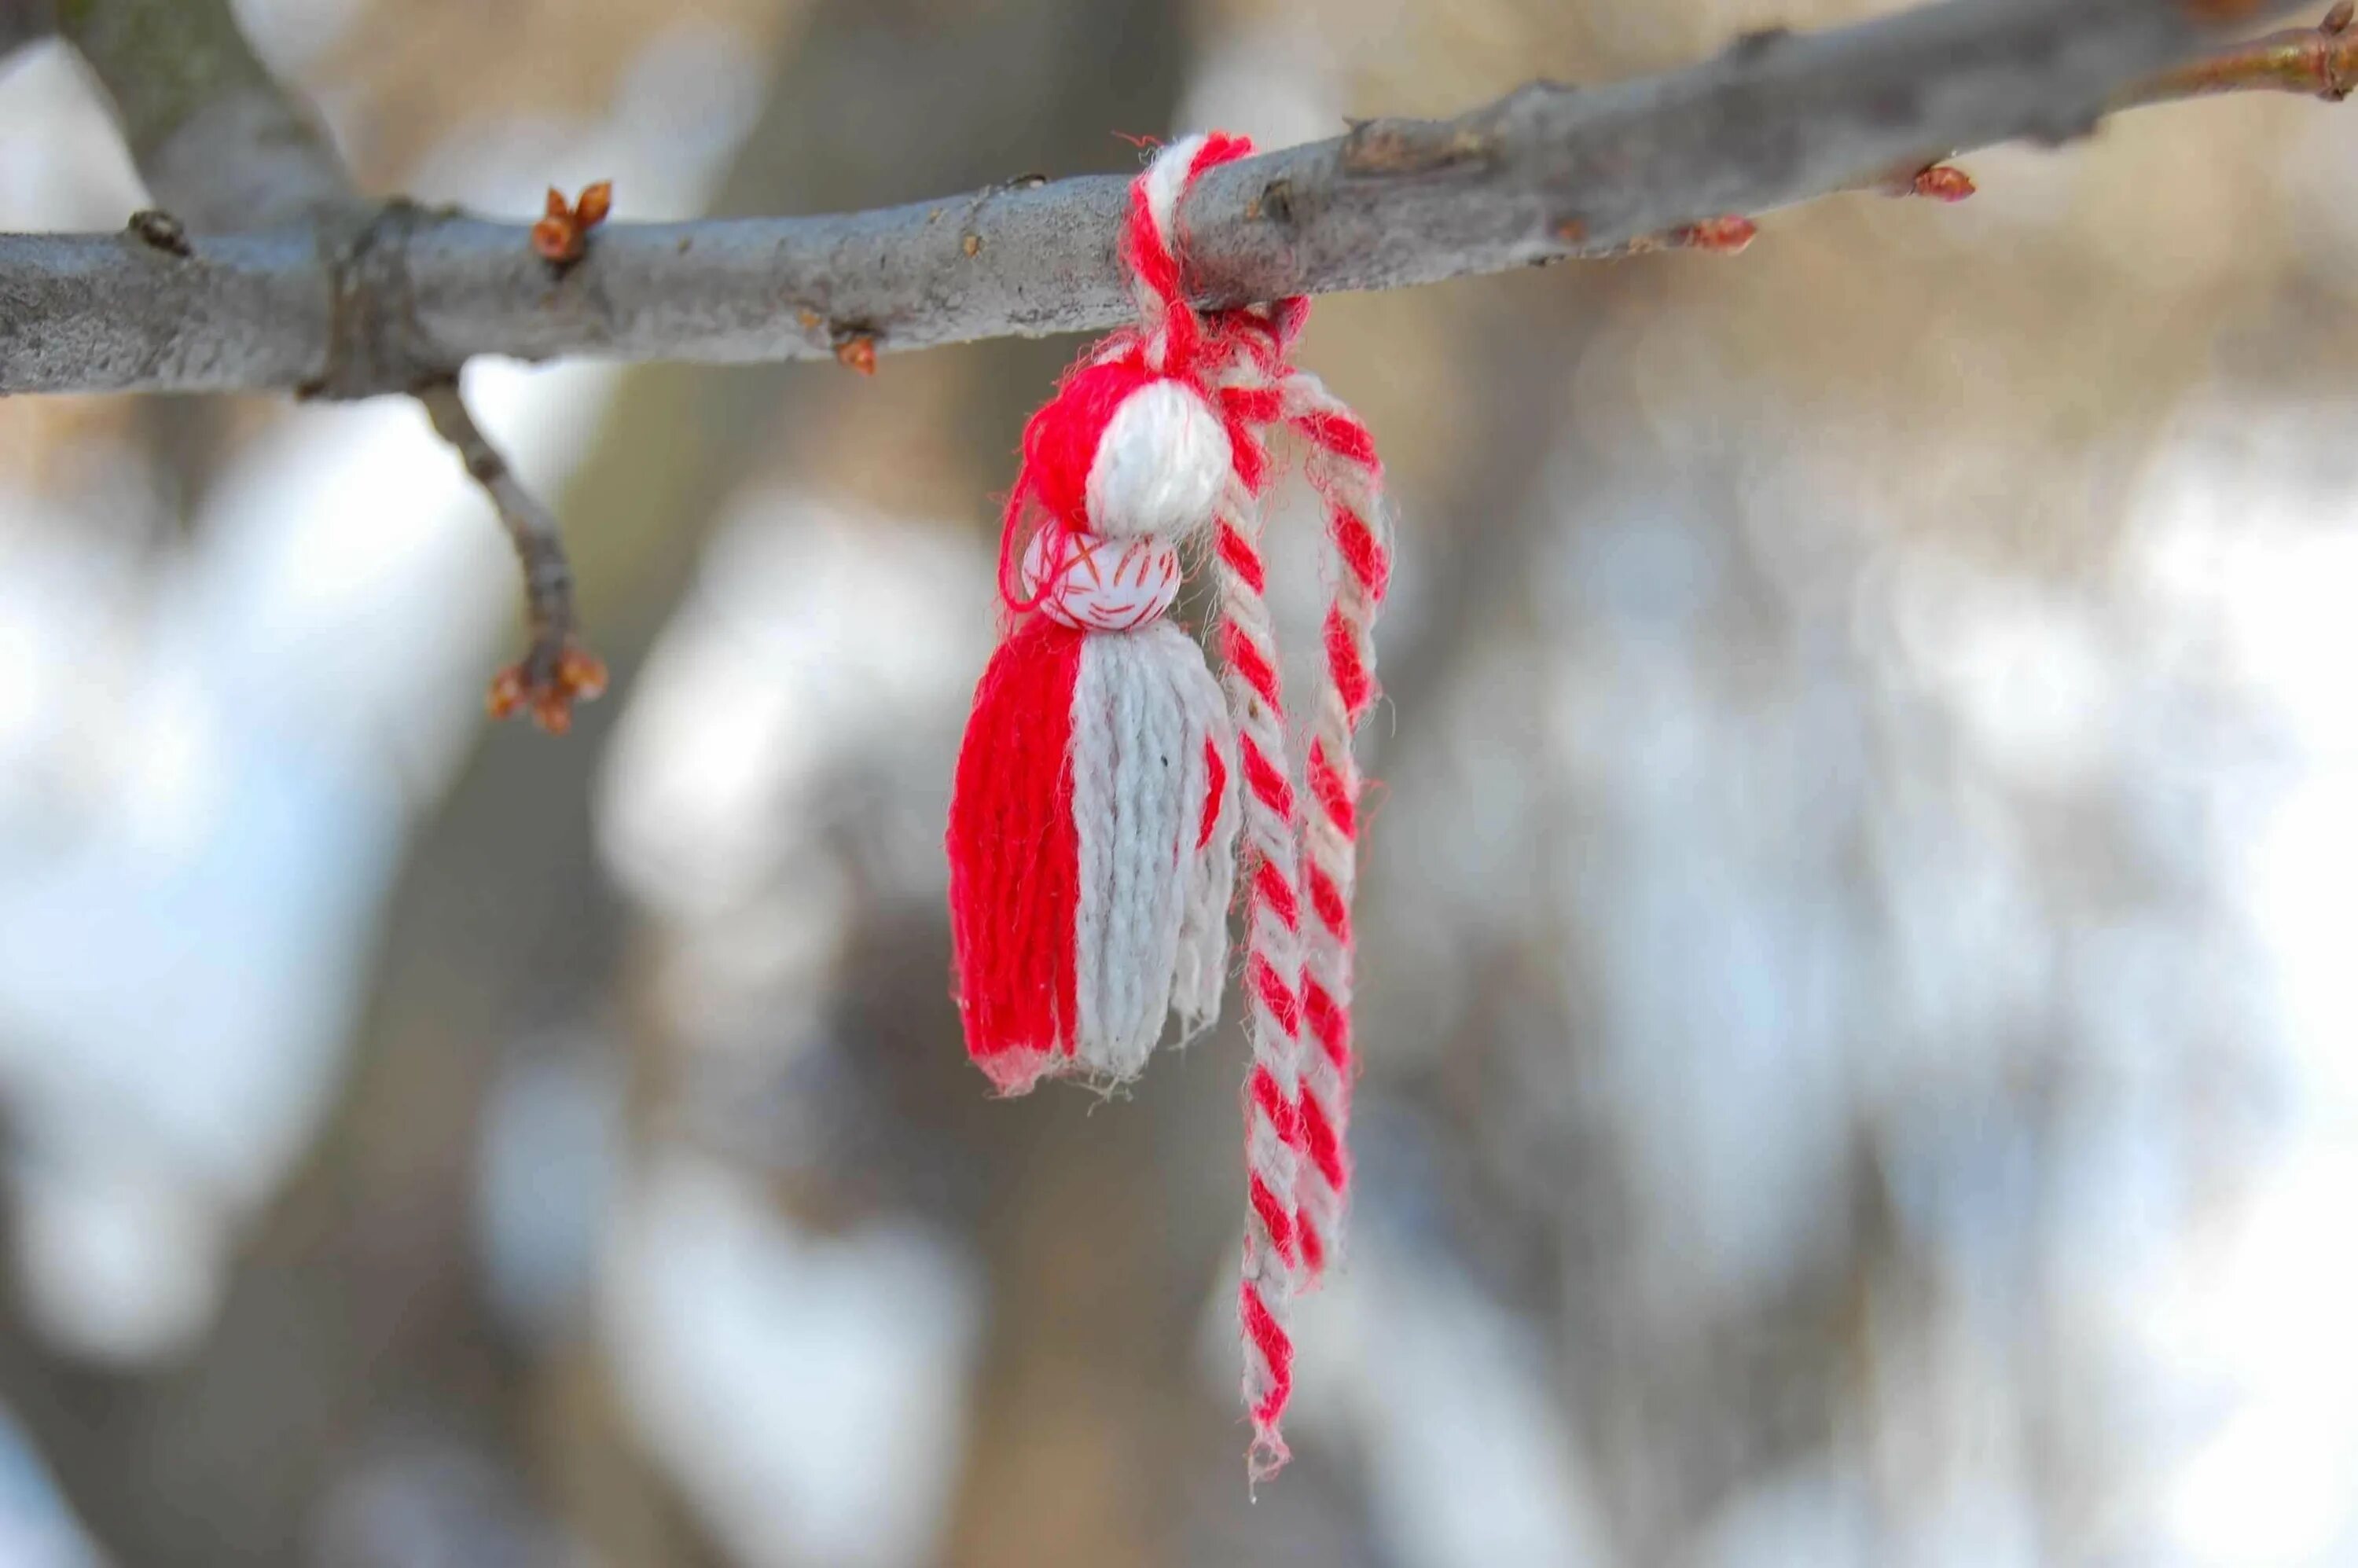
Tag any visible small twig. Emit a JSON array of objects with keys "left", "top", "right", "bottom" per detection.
[
  {"left": 2116, "top": 0, "right": 2356, "bottom": 106},
  {"left": 47, "top": 0, "right": 611, "bottom": 738},
  {"left": 1835, "top": 2, "right": 2347, "bottom": 204},
  {"left": 414, "top": 380, "right": 607, "bottom": 733}
]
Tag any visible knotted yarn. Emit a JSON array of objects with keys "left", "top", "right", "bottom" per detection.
[{"left": 943, "top": 131, "right": 1393, "bottom": 1482}]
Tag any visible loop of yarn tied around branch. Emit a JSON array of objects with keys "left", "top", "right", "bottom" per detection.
[{"left": 944, "top": 131, "right": 1393, "bottom": 1482}]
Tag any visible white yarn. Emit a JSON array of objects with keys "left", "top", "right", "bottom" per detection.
[
  {"left": 1057, "top": 359, "right": 1239, "bottom": 1071},
  {"left": 1138, "top": 138, "right": 1199, "bottom": 255},
  {"left": 1086, "top": 380, "right": 1233, "bottom": 541},
  {"left": 1068, "top": 619, "right": 1236, "bottom": 1082},
  {"left": 1134, "top": 134, "right": 1208, "bottom": 369},
  {"left": 1173, "top": 651, "right": 1239, "bottom": 1030}
]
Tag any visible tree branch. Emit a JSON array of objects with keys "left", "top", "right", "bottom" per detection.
[
  {"left": 413, "top": 379, "right": 608, "bottom": 731},
  {"left": 0, "top": 0, "right": 2327, "bottom": 402},
  {"left": 39, "top": 0, "right": 601, "bottom": 729},
  {"left": 2115, "top": 0, "right": 2356, "bottom": 105},
  {"left": 55, "top": 0, "right": 348, "bottom": 229}
]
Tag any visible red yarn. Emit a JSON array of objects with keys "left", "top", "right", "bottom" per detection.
[
  {"left": 1196, "top": 737, "right": 1227, "bottom": 851},
  {"left": 1247, "top": 953, "right": 1302, "bottom": 1041},
  {"left": 1303, "top": 979, "right": 1346, "bottom": 1067},
  {"left": 999, "top": 361, "right": 1166, "bottom": 615},
  {"left": 1214, "top": 520, "right": 1265, "bottom": 593},
  {"left": 1295, "top": 408, "right": 1378, "bottom": 466},
  {"left": 1026, "top": 363, "right": 1162, "bottom": 528},
  {"left": 1238, "top": 1276, "right": 1294, "bottom": 1429},
  {"left": 1331, "top": 505, "right": 1390, "bottom": 597},
  {"left": 1298, "top": 1080, "right": 1345, "bottom": 1187},
  {"left": 946, "top": 619, "right": 1084, "bottom": 1091},
  {"left": 1306, "top": 863, "right": 1349, "bottom": 940},
  {"left": 1323, "top": 604, "right": 1373, "bottom": 716},
  {"left": 1219, "top": 622, "right": 1282, "bottom": 710},
  {"left": 1253, "top": 861, "right": 1300, "bottom": 933},
  {"left": 1238, "top": 734, "right": 1293, "bottom": 821},
  {"left": 1307, "top": 740, "right": 1355, "bottom": 838}
]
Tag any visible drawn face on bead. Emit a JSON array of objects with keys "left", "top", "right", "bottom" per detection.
[
  {"left": 1017, "top": 528, "right": 1184, "bottom": 631},
  {"left": 1083, "top": 378, "right": 1232, "bottom": 541}
]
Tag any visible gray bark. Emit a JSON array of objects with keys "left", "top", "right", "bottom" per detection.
[
  {"left": 57, "top": 0, "right": 353, "bottom": 226},
  {"left": 0, "top": 0, "right": 2315, "bottom": 398}
]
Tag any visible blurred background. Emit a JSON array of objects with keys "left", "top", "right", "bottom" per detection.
[{"left": 3, "top": 0, "right": 2357, "bottom": 1562}]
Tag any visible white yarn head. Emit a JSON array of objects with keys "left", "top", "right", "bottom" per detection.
[{"left": 1085, "top": 378, "right": 1232, "bottom": 541}]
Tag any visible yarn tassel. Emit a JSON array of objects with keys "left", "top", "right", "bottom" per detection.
[{"left": 947, "top": 358, "right": 1243, "bottom": 1091}]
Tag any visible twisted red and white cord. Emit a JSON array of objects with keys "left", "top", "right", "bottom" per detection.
[
  {"left": 1123, "top": 135, "right": 1313, "bottom": 1476},
  {"left": 1210, "top": 353, "right": 1306, "bottom": 1478},
  {"left": 1135, "top": 132, "right": 1395, "bottom": 1476},
  {"left": 1282, "top": 369, "right": 1389, "bottom": 1279}
]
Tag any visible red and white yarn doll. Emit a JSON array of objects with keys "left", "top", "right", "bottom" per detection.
[
  {"left": 946, "top": 355, "right": 1243, "bottom": 1093},
  {"left": 946, "top": 132, "right": 1392, "bottom": 1482}
]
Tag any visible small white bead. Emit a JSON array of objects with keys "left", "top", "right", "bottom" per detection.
[{"left": 1019, "top": 528, "right": 1183, "bottom": 631}]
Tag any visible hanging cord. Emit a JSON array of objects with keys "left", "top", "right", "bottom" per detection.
[
  {"left": 1120, "top": 136, "right": 1305, "bottom": 1477},
  {"left": 1279, "top": 363, "right": 1390, "bottom": 1279},
  {"left": 982, "top": 131, "right": 1392, "bottom": 1478}
]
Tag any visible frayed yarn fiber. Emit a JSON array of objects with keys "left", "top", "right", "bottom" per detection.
[
  {"left": 942, "top": 131, "right": 1393, "bottom": 1482},
  {"left": 946, "top": 618, "right": 1085, "bottom": 1093}
]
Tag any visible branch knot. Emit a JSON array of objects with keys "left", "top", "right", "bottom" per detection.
[{"left": 303, "top": 198, "right": 446, "bottom": 400}]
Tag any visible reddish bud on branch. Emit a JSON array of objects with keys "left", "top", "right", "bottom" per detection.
[
  {"left": 531, "top": 182, "right": 614, "bottom": 266},
  {"left": 487, "top": 640, "right": 608, "bottom": 736},
  {"left": 1673, "top": 215, "right": 1759, "bottom": 254},
  {"left": 1910, "top": 164, "right": 1978, "bottom": 201}
]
